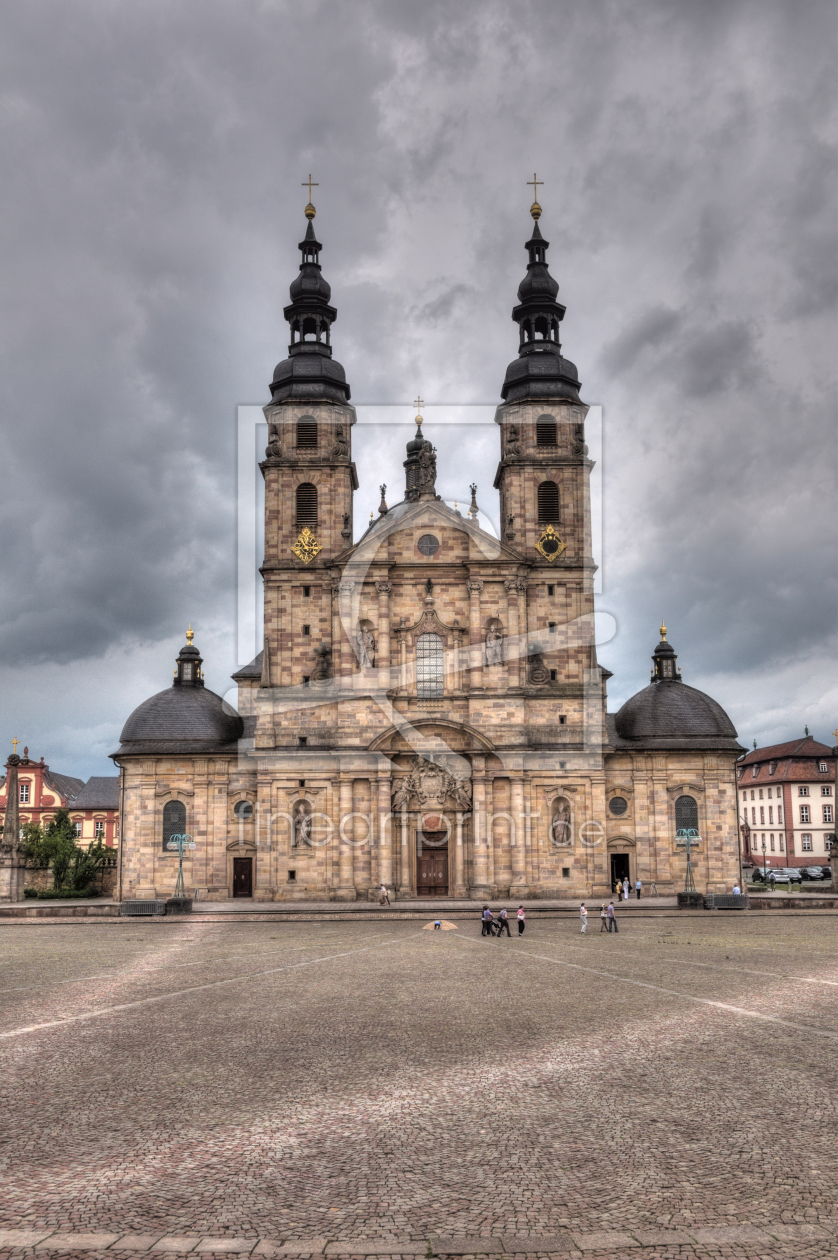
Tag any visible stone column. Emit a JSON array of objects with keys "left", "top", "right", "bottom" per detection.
[
  {"left": 397, "top": 808, "right": 411, "bottom": 897},
  {"left": 504, "top": 579, "right": 520, "bottom": 690},
  {"left": 0, "top": 755, "right": 26, "bottom": 903},
  {"left": 510, "top": 775, "right": 528, "bottom": 897},
  {"left": 376, "top": 581, "right": 391, "bottom": 690},
  {"left": 336, "top": 774, "right": 356, "bottom": 900},
  {"left": 467, "top": 579, "right": 484, "bottom": 691},
  {"left": 452, "top": 810, "right": 467, "bottom": 897},
  {"left": 353, "top": 780, "right": 372, "bottom": 899},
  {"left": 337, "top": 580, "right": 355, "bottom": 682},
  {"left": 377, "top": 771, "right": 393, "bottom": 893},
  {"left": 516, "top": 579, "right": 528, "bottom": 687},
  {"left": 471, "top": 757, "right": 489, "bottom": 896}
]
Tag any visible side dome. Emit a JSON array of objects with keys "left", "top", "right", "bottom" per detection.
[
  {"left": 612, "top": 628, "right": 741, "bottom": 750},
  {"left": 113, "top": 630, "right": 244, "bottom": 756},
  {"left": 119, "top": 687, "right": 243, "bottom": 750},
  {"left": 615, "top": 682, "right": 737, "bottom": 742}
]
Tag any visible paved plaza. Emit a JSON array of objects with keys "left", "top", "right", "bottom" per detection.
[{"left": 0, "top": 914, "right": 835, "bottom": 1260}]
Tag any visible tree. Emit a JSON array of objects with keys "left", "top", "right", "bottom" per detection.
[{"left": 21, "top": 809, "right": 106, "bottom": 893}]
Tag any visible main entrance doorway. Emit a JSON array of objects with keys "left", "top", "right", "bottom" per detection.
[
  {"left": 610, "top": 853, "right": 630, "bottom": 893},
  {"left": 233, "top": 856, "right": 253, "bottom": 897},
  {"left": 417, "top": 833, "right": 449, "bottom": 897}
]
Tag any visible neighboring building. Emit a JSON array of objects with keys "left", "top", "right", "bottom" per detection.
[
  {"left": 112, "top": 197, "right": 744, "bottom": 903},
  {"left": 0, "top": 746, "right": 83, "bottom": 833},
  {"left": 0, "top": 749, "right": 120, "bottom": 848},
  {"left": 69, "top": 777, "right": 121, "bottom": 848},
  {"left": 737, "top": 736, "right": 837, "bottom": 870}
]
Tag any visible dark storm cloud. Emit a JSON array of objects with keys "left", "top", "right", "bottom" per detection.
[{"left": 0, "top": 0, "right": 834, "bottom": 776}]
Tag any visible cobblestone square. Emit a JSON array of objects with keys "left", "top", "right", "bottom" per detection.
[{"left": 0, "top": 914, "right": 835, "bottom": 1260}]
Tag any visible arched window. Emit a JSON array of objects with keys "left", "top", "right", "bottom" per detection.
[
  {"left": 162, "top": 799, "right": 186, "bottom": 853},
  {"left": 296, "top": 419, "right": 318, "bottom": 448},
  {"left": 295, "top": 483, "right": 318, "bottom": 527},
  {"left": 537, "top": 480, "right": 560, "bottom": 522},
  {"left": 534, "top": 316, "right": 548, "bottom": 340},
  {"left": 416, "top": 632, "right": 444, "bottom": 698},
  {"left": 675, "top": 795, "right": 699, "bottom": 833},
  {"left": 536, "top": 416, "right": 557, "bottom": 446}
]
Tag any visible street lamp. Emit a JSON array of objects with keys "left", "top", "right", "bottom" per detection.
[{"left": 761, "top": 836, "right": 767, "bottom": 883}]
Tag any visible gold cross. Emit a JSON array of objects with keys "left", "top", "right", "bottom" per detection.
[
  {"left": 302, "top": 175, "right": 318, "bottom": 201},
  {"left": 527, "top": 172, "right": 543, "bottom": 200},
  {"left": 413, "top": 395, "right": 424, "bottom": 412},
  {"left": 10, "top": 737, "right": 19, "bottom": 755}
]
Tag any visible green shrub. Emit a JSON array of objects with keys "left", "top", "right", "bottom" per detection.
[
  {"left": 23, "top": 887, "right": 38, "bottom": 898},
  {"left": 36, "top": 886, "right": 99, "bottom": 900},
  {"left": 22, "top": 810, "right": 109, "bottom": 893}
]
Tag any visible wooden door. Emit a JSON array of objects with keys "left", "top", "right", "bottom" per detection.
[
  {"left": 417, "top": 836, "right": 449, "bottom": 896},
  {"left": 233, "top": 857, "right": 253, "bottom": 897}
]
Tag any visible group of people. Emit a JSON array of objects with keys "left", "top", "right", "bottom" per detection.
[
  {"left": 612, "top": 877, "right": 642, "bottom": 900},
  {"left": 481, "top": 905, "right": 526, "bottom": 936},
  {"left": 579, "top": 902, "right": 619, "bottom": 933}
]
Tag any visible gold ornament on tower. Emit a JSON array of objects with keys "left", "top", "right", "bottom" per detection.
[
  {"left": 527, "top": 172, "right": 543, "bottom": 221},
  {"left": 291, "top": 527, "right": 322, "bottom": 564},
  {"left": 302, "top": 174, "right": 318, "bottom": 220},
  {"left": 535, "top": 523, "right": 566, "bottom": 562}
]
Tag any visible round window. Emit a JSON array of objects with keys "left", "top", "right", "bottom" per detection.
[
  {"left": 417, "top": 534, "right": 440, "bottom": 556},
  {"left": 609, "top": 797, "right": 628, "bottom": 816},
  {"left": 233, "top": 800, "right": 253, "bottom": 820}
]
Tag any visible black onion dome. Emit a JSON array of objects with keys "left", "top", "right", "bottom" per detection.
[
  {"left": 270, "top": 215, "right": 350, "bottom": 405},
  {"left": 116, "top": 687, "right": 243, "bottom": 754},
  {"left": 501, "top": 217, "right": 581, "bottom": 404},
  {"left": 614, "top": 683, "right": 738, "bottom": 746}
]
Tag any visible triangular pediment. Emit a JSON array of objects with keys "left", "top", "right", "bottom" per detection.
[{"left": 332, "top": 497, "right": 527, "bottom": 567}]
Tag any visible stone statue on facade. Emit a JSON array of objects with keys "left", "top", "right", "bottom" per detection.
[
  {"left": 356, "top": 626, "right": 375, "bottom": 668},
  {"left": 265, "top": 423, "right": 282, "bottom": 459},
  {"left": 417, "top": 442, "right": 437, "bottom": 495},
  {"left": 505, "top": 424, "right": 522, "bottom": 457},
  {"left": 391, "top": 780, "right": 410, "bottom": 813},
  {"left": 550, "top": 798, "right": 571, "bottom": 847},
  {"left": 485, "top": 623, "right": 504, "bottom": 666},
  {"left": 292, "top": 802, "right": 312, "bottom": 848},
  {"left": 311, "top": 641, "right": 332, "bottom": 682},
  {"left": 331, "top": 425, "right": 349, "bottom": 458}
]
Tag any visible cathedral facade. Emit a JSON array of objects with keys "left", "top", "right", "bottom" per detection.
[{"left": 113, "top": 197, "right": 744, "bottom": 903}]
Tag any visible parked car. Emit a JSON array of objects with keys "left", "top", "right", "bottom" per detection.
[
  {"left": 800, "top": 865, "right": 832, "bottom": 881},
  {"left": 751, "top": 867, "right": 802, "bottom": 884}
]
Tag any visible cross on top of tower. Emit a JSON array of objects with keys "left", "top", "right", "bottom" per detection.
[
  {"left": 527, "top": 172, "right": 543, "bottom": 220},
  {"left": 302, "top": 175, "right": 318, "bottom": 219},
  {"left": 10, "top": 737, "right": 19, "bottom": 755},
  {"left": 413, "top": 395, "right": 424, "bottom": 428}
]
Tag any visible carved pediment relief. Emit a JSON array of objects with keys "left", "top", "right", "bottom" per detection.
[
  {"left": 155, "top": 784, "right": 194, "bottom": 798},
  {"left": 391, "top": 755, "right": 472, "bottom": 813},
  {"left": 667, "top": 782, "right": 703, "bottom": 797},
  {"left": 607, "top": 835, "right": 637, "bottom": 848},
  {"left": 398, "top": 608, "right": 463, "bottom": 642}
]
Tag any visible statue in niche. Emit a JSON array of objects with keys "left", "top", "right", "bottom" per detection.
[
  {"left": 311, "top": 641, "right": 332, "bottom": 682},
  {"left": 391, "top": 780, "right": 410, "bottom": 813},
  {"left": 450, "top": 778, "right": 473, "bottom": 812},
  {"left": 550, "top": 798, "right": 571, "bottom": 847},
  {"left": 485, "top": 622, "right": 504, "bottom": 666},
  {"left": 331, "top": 425, "right": 349, "bottom": 458},
  {"left": 292, "top": 802, "right": 312, "bottom": 849},
  {"left": 341, "top": 512, "right": 351, "bottom": 539},
  {"left": 356, "top": 625, "right": 376, "bottom": 668}
]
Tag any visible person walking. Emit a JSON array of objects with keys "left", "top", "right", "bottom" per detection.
[
  {"left": 379, "top": 883, "right": 390, "bottom": 906},
  {"left": 635, "top": 879, "right": 642, "bottom": 900},
  {"left": 517, "top": 905, "right": 526, "bottom": 935},
  {"left": 622, "top": 877, "right": 630, "bottom": 902},
  {"left": 497, "top": 907, "right": 511, "bottom": 937},
  {"left": 599, "top": 904, "right": 608, "bottom": 932},
  {"left": 579, "top": 902, "right": 588, "bottom": 933},
  {"left": 481, "top": 905, "right": 493, "bottom": 936},
  {"left": 606, "top": 901, "right": 618, "bottom": 933}
]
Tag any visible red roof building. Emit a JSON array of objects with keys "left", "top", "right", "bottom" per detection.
[{"left": 736, "top": 736, "right": 837, "bottom": 869}]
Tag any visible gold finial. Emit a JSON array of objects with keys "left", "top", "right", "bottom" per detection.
[
  {"left": 10, "top": 737, "right": 19, "bottom": 755},
  {"left": 833, "top": 729, "right": 838, "bottom": 745},
  {"left": 186, "top": 624, "right": 194, "bottom": 644},
  {"left": 527, "top": 172, "right": 543, "bottom": 220},
  {"left": 413, "top": 394, "right": 424, "bottom": 428},
  {"left": 302, "top": 174, "right": 318, "bottom": 220},
  {"left": 659, "top": 621, "right": 667, "bottom": 641}
]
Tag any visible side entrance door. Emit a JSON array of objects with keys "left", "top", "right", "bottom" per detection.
[
  {"left": 233, "top": 856, "right": 253, "bottom": 897},
  {"left": 610, "top": 853, "right": 630, "bottom": 891}
]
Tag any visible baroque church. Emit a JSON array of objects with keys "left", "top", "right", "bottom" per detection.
[{"left": 113, "top": 191, "right": 744, "bottom": 902}]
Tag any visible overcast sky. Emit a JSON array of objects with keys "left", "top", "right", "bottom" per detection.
[{"left": 1, "top": 0, "right": 835, "bottom": 780}]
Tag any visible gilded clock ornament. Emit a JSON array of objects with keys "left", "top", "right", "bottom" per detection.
[
  {"left": 535, "top": 524, "right": 566, "bottom": 562},
  {"left": 291, "top": 527, "right": 322, "bottom": 564}
]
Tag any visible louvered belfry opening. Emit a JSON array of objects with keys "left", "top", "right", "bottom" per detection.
[
  {"left": 296, "top": 419, "right": 318, "bottom": 448},
  {"left": 536, "top": 416, "right": 557, "bottom": 446},
  {"left": 295, "top": 483, "right": 318, "bottom": 527},
  {"left": 537, "top": 480, "right": 560, "bottom": 522}
]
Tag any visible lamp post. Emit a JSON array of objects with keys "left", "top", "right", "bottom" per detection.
[
  {"left": 166, "top": 832, "right": 195, "bottom": 899},
  {"left": 676, "top": 828, "right": 698, "bottom": 892},
  {"left": 761, "top": 836, "right": 767, "bottom": 883}
]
